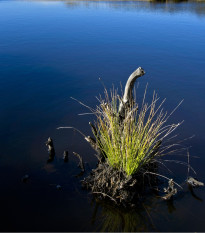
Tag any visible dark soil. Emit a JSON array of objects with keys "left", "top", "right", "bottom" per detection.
[{"left": 81, "top": 161, "right": 158, "bottom": 207}]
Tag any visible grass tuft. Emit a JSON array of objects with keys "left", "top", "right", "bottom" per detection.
[{"left": 91, "top": 86, "right": 183, "bottom": 176}]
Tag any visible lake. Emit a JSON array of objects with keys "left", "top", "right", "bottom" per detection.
[{"left": 0, "top": 0, "right": 205, "bottom": 231}]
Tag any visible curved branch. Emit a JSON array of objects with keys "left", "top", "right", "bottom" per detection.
[{"left": 118, "top": 67, "right": 145, "bottom": 119}]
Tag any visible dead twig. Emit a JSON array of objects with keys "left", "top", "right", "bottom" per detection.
[
  {"left": 186, "top": 177, "right": 204, "bottom": 187},
  {"left": 73, "top": 152, "right": 85, "bottom": 172},
  {"left": 162, "top": 179, "right": 177, "bottom": 200},
  {"left": 92, "top": 191, "right": 117, "bottom": 204}
]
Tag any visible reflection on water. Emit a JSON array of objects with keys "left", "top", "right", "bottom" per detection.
[
  {"left": 188, "top": 185, "right": 203, "bottom": 202},
  {"left": 166, "top": 199, "right": 176, "bottom": 213},
  {"left": 64, "top": 0, "right": 205, "bottom": 16},
  {"left": 90, "top": 185, "right": 203, "bottom": 232},
  {"left": 91, "top": 199, "right": 156, "bottom": 232},
  {"left": 90, "top": 195, "right": 179, "bottom": 232}
]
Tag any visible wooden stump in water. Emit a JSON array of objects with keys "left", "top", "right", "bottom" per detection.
[{"left": 46, "top": 137, "right": 55, "bottom": 162}]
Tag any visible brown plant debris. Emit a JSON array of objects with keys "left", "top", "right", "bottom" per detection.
[
  {"left": 162, "top": 179, "right": 177, "bottom": 200},
  {"left": 81, "top": 161, "right": 157, "bottom": 207},
  {"left": 186, "top": 176, "right": 204, "bottom": 187},
  {"left": 73, "top": 152, "right": 85, "bottom": 172}
]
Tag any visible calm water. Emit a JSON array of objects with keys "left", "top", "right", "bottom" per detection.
[{"left": 0, "top": 0, "right": 205, "bottom": 231}]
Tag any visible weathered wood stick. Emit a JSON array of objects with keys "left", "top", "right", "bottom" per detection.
[
  {"left": 187, "top": 177, "right": 204, "bottom": 187},
  {"left": 162, "top": 179, "right": 177, "bottom": 200},
  {"left": 119, "top": 67, "right": 145, "bottom": 119},
  {"left": 45, "top": 137, "right": 55, "bottom": 160},
  {"left": 73, "top": 152, "right": 85, "bottom": 172}
]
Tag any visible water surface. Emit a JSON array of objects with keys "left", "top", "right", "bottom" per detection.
[{"left": 0, "top": 0, "right": 205, "bottom": 231}]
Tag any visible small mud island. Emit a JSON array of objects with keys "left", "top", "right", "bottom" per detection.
[{"left": 59, "top": 67, "right": 203, "bottom": 207}]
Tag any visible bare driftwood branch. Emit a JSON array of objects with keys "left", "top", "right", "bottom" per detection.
[
  {"left": 119, "top": 67, "right": 145, "bottom": 119},
  {"left": 162, "top": 179, "right": 177, "bottom": 200},
  {"left": 73, "top": 152, "right": 85, "bottom": 172}
]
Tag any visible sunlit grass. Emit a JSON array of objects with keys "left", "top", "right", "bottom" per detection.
[{"left": 91, "top": 87, "right": 182, "bottom": 176}]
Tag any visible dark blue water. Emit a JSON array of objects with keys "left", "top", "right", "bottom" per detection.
[{"left": 0, "top": 0, "right": 205, "bottom": 231}]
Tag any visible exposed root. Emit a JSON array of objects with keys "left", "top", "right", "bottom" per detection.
[{"left": 82, "top": 161, "right": 158, "bottom": 207}]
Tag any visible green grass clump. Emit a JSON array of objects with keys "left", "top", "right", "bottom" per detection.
[{"left": 91, "top": 87, "right": 182, "bottom": 176}]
